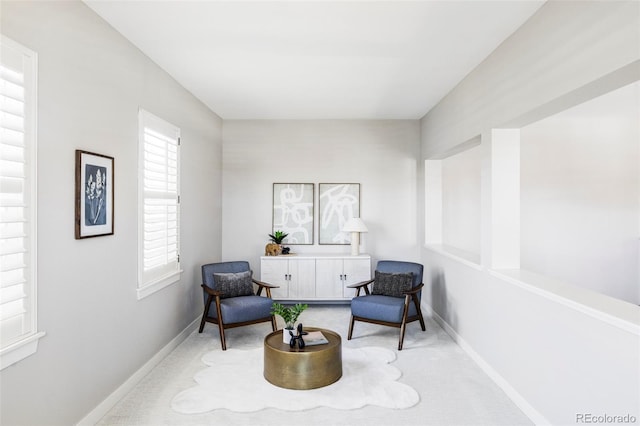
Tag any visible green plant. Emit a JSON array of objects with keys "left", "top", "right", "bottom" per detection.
[
  {"left": 270, "top": 302, "right": 308, "bottom": 329},
  {"left": 268, "top": 230, "right": 288, "bottom": 244}
]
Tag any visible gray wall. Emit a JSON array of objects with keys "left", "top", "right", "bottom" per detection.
[
  {"left": 0, "top": 2, "right": 222, "bottom": 425},
  {"left": 520, "top": 82, "right": 639, "bottom": 304},
  {"left": 222, "top": 120, "right": 422, "bottom": 273},
  {"left": 421, "top": 1, "right": 640, "bottom": 424}
]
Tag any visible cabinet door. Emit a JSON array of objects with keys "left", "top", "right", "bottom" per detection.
[
  {"left": 315, "top": 259, "right": 345, "bottom": 299},
  {"left": 261, "top": 258, "right": 289, "bottom": 299},
  {"left": 342, "top": 258, "right": 371, "bottom": 298},
  {"left": 288, "top": 259, "right": 316, "bottom": 299}
]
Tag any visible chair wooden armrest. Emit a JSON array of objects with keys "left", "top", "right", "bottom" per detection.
[
  {"left": 252, "top": 278, "right": 279, "bottom": 289},
  {"left": 252, "top": 278, "right": 279, "bottom": 297},
  {"left": 201, "top": 284, "right": 222, "bottom": 297},
  {"left": 346, "top": 278, "right": 374, "bottom": 289},
  {"left": 403, "top": 283, "right": 424, "bottom": 295},
  {"left": 347, "top": 278, "right": 374, "bottom": 297}
]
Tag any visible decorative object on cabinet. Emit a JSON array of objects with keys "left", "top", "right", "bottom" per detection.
[
  {"left": 199, "top": 261, "right": 278, "bottom": 350},
  {"left": 318, "top": 183, "right": 360, "bottom": 245},
  {"left": 75, "top": 150, "right": 114, "bottom": 239},
  {"left": 272, "top": 183, "right": 314, "bottom": 245},
  {"left": 265, "top": 230, "right": 288, "bottom": 256},
  {"left": 261, "top": 254, "right": 371, "bottom": 302},
  {"left": 268, "top": 230, "right": 288, "bottom": 244},
  {"left": 264, "top": 243, "right": 281, "bottom": 256},
  {"left": 342, "top": 217, "right": 368, "bottom": 256},
  {"left": 347, "top": 260, "right": 425, "bottom": 350}
]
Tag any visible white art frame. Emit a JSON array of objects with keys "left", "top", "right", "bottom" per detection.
[
  {"left": 272, "top": 183, "right": 314, "bottom": 245},
  {"left": 318, "top": 183, "right": 360, "bottom": 245}
]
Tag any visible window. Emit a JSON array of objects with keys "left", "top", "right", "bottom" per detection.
[
  {"left": 0, "top": 36, "right": 44, "bottom": 370},
  {"left": 137, "top": 109, "right": 181, "bottom": 299}
]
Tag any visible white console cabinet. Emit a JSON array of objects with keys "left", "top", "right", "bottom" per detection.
[
  {"left": 260, "top": 257, "right": 315, "bottom": 299},
  {"left": 260, "top": 254, "right": 371, "bottom": 303}
]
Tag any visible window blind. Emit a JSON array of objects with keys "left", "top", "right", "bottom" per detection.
[
  {"left": 139, "top": 110, "right": 180, "bottom": 288},
  {"left": 0, "top": 37, "right": 37, "bottom": 350}
]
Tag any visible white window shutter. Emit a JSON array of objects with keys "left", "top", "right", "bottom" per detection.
[
  {"left": 0, "top": 36, "right": 43, "bottom": 365},
  {"left": 138, "top": 110, "right": 181, "bottom": 297}
]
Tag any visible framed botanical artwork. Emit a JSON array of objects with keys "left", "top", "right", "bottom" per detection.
[
  {"left": 75, "top": 150, "right": 114, "bottom": 239},
  {"left": 318, "top": 183, "right": 360, "bottom": 245},
  {"left": 272, "top": 183, "right": 314, "bottom": 245}
]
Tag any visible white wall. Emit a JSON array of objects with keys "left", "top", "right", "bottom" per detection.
[
  {"left": 441, "top": 145, "right": 482, "bottom": 256},
  {"left": 0, "top": 2, "right": 223, "bottom": 425},
  {"left": 521, "top": 82, "right": 639, "bottom": 304},
  {"left": 421, "top": 1, "right": 640, "bottom": 424},
  {"left": 222, "top": 120, "right": 421, "bottom": 274}
]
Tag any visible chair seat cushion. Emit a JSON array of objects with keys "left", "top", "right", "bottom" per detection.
[
  {"left": 351, "top": 294, "right": 417, "bottom": 324},
  {"left": 218, "top": 295, "right": 273, "bottom": 324},
  {"left": 213, "top": 271, "right": 254, "bottom": 298}
]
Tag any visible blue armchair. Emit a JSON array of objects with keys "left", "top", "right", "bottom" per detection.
[
  {"left": 347, "top": 260, "right": 426, "bottom": 350},
  {"left": 199, "top": 261, "right": 278, "bottom": 350}
]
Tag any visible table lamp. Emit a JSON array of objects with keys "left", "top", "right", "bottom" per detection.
[{"left": 342, "top": 218, "right": 368, "bottom": 256}]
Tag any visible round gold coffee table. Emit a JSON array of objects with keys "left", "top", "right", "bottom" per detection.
[{"left": 263, "top": 327, "right": 342, "bottom": 390}]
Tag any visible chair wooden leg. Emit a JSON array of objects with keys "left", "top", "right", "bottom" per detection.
[
  {"left": 398, "top": 296, "right": 411, "bottom": 350},
  {"left": 413, "top": 294, "right": 426, "bottom": 331},
  {"left": 398, "top": 322, "right": 407, "bottom": 350},
  {"left": 199, "top": 295, "right": 213, "bottom": 333},
  {"left": 348, "top": 315, "right": 355, "bottom": 340},
  {"left": 218, "top": 323, "right": 227, "bottom": 351},
  {"left": 214, "top": 296, "right": 227, "bottom": 351},
  {"left": 270, "top": 315, "right": 277, "bottom": 332}
]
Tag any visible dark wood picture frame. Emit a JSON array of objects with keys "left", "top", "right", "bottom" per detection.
[{"left": 75, "top": 150, "right": 114, "bottom": 239}]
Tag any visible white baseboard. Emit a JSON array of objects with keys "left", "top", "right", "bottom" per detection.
[
  {"left": 76, "top": 317, "right": 200, "bottom": 426},
  {"left": 421, "top": 302, "right": 550, "bottom": 426}
]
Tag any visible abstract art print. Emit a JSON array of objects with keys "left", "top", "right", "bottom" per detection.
[
  {"left": 319, "top": 183, "right": 360, "bottom": 245},
  {"left": 75, "top": 150, "right": 114, "bottom": 239},
  {"left": 272, "top": 183, "right": 314, "bottom": 245}
]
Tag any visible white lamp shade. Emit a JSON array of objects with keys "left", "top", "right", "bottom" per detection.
[{"left": 342, "top": 217, "right": 368, "bottom": 233}]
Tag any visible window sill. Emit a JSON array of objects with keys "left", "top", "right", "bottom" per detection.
[
  {"left": 424, "top": 244, "right": 483, "bottom": 270},
  {"left": 137, "top": 270, "right": 183, "bottom": 300},
  {"left": 490, "top": 269, "right": 640, "bottom": 335},
  {"left": 1, "top": 331, "right": 46, "bottom": 370}
]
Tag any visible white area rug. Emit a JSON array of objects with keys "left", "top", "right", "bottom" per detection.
[{"left": 171, "top": 346, "right": 419, "bottom": 413}]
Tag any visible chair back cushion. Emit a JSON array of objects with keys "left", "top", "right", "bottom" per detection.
[
  {"left": 376, "top": 260, "right": 423, "bottom": 287},
  {"left": 213, "top": 271, "right": 254, "bottom": 298},
  {"left": 372, "top": 271, "right": 413, "bottom": 298},
  {"left": 202, "top": 261, "right": 252, "bottom": 303},
  {"left": 375, "top": 260, "right": 424, "bottom": 299}
]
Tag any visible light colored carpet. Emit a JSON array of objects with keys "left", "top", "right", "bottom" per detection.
[
  {"left": 97, "top": 306, "right": 534, "bottom": 425},
  {"left": 172, "top": 346, "right": 419, "bottom": 414}
]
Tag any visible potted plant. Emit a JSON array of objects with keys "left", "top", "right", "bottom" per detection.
[
  {"left": 270, "top": 302, "right": 308, "bottom": 343},
  {"left": 266, "top": 230, "right": 290, "bottom": 255}
]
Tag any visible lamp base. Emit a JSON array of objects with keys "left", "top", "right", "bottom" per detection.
[{"left": 350, "top": 232, "right": 360, "bottom": 256}]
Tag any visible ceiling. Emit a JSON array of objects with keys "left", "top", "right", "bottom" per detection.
[{"left": 84, "top": 1, "right": 545, "bottom": 120}]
